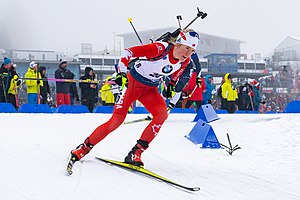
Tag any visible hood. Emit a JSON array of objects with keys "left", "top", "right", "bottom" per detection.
[
  {"left": 38, "top": 66, "right": 46, "bottom": 77},
  {"left": 224, "top": 73, "right": 231, "bottom": 82},
  {"left": 84, "top": 67, "right": 93, "bottom": 76},
  {"left": 205, "top": 74, "right": 212, "bottom": 83}
]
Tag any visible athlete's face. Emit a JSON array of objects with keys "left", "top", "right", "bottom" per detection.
[{"left": 173, "top": 44, "right": 195, "bottom": 62}]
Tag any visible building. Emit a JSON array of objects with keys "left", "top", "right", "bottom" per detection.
[
  {"left": 117, "top": 27, "right": 242, "bottom": 58},
  {"left": 273, "top": 36, "right": 300, "bottom": 62}
]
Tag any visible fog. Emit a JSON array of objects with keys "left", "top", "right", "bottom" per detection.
[{"left": 1, "top": 0, "right": 300, "bottom": 57}]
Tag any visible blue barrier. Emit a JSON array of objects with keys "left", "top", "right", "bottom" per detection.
[
  {"left": 284, "top": 100, "right": 300, "bottom": 113},
  {"left": 235, "top": 110, "right": 259, "bottom": 114},
  {"left": 0, "top": 103, "right": 17, "bottom": 113},
  {"left": 215, "top": 109, "right": 228, "bottom": 114},
  {"left": 185, "top": 119, "right": 221, "bottom": 148},
  {"left": 18, "top": 104, "right": 53, "bottom": 113},
  {"left": 56, "top": 105, "right": 90, "bottom": 113},
  {"left": 132, "top": 107, "right": 149, "bottom": 114},
  {"left": 171, "top": 108, "right": 196, "bottom": 113},
  {"left": 93, "top": 106, "right": 114, "bottom": 113},
  {"left": 193, "top": 104, "right": 220, "bottom": 122}
]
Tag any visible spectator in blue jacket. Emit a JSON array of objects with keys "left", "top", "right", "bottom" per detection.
[{"left": 203, "top": 74, "right": 215, "bottom": 105}]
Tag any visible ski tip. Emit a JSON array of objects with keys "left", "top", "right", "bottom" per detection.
[{"left": 192, "top": 187, "right": 200, "bottom": 191}]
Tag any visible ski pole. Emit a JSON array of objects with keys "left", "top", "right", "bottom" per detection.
[
  {"left": 176, "top": 15, "right": 182, "bottom": 28},
  {"left": 128, "top": 18, "right": 143, "bottom": 45},
  {"left": 183, "top": 7, "right": 208, "bottom": 30}
]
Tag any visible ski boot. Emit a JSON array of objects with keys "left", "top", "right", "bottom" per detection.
[
  {"left": 67, "top": 138, "right": 93, "bottom": 175},
  {"left": 124, "top": 140, "right": 149, "bottom": 167}
]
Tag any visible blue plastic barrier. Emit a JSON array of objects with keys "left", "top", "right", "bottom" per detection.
[
  {"left": 18, "top": 104, "right": 53, "bottom": 113},
  {"left": 0, "top": 103, "right": 17, "bottom": 113},
  {"left": 284, "top": 100, "right": 300, "bottom": 113},
  {"left": 56, "top": 105, "right": 90, "bottom": 113},
  {"left": 185, "top": 119, "right": 221, "bottom": 148},
  {"left": 193, "top": 104, "right": 220, "bottom": 122},
  {"left": 235, "top": 110, "right": 259, "bottom": 114},
  {"left": 171, "top": 108, "right": 196, "bottom": 113},
  {"left": 93, "top": 106, "right": 114, "bottom": 113},
  {"left": 132, "top": 107, "right": 149, "bottom": 114},
  {"left": 215, "top": 109, "right": 228, "bottom": 114}
]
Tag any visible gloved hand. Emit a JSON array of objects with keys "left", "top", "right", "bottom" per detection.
[
  {"left": 196, "top": 77, "right": 202, "bottom": 87},
  {"left": 165, "top": 82, "right": 175, "bottom": 98},
  {"left": 37, "top": 80, "right": 41, "bottom": 85},
  {"left": 16, "top": 80, "right": 22, "bottom": 86},
  {"left": 115, "top": 72, "right": 128, "bottom": 88}
]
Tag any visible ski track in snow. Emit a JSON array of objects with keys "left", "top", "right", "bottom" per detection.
[{"left": 0, "top": 113, "right": 300, "bottom": 200}]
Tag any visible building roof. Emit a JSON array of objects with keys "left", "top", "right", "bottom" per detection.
[{"left": 274, "top": 36, "right": 300, "bottom": 51}]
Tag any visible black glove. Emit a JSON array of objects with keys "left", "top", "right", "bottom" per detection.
[
  {"left": 165, "top": 82, "right": 175, "bottom": 98},
  {"left": 37, "top": 80, "right": 41, "bottom": 85},
  {"left": 115, "top": 72, "right": 128, "bottom": 87},
  {"left": 196, "top": 77, "right": 202, "bottom": 87},
  {"left": 16, "top": 80, "right": 22, "bottom": 86}
]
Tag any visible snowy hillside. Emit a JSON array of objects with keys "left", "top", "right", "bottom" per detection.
[{"left": 0, "top": 113, "right": 299, "bottom": 200}]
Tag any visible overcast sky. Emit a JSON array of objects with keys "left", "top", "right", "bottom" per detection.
[{"left": 1, "top": 0, "right": 300, "bottom": 58}]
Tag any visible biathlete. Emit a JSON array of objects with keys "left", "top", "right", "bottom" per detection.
[{"left": 69, "top": 30, "right": 199, "bottom": 169}]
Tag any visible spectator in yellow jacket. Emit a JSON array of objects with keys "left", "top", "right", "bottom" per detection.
[
  {"left": 7, "top": 64, "right": 22, "bottom": 109},
  {"left": 221, "top": 73, "right": 238, "bottom": 113},
  {"left": 25, "top": 61, "right": 43, "bottom": 104},
  {"left": 101, "top": 76, "right": 115, "bottom": 106}
]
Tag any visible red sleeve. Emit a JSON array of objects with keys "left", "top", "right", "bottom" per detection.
[
  {"left": 118, "top": 42, "right": 166, "bottom": 72},
  {"left": 128, "top": 42, "right": 166, "bottom": 59}
]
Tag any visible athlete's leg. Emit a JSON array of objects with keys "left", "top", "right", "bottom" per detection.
[{"left": 138, "top": 88, "right": 168, "bottom": 144}]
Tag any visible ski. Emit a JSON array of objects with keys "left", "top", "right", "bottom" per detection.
[
  {"left": 66, "top": 155, "right": 77, "bottom": 175},
  {"left": 123, "top": 115, "right": 152, "bottom": 124},
  {"left": 95, "top": 157, "right": 200, "bottom": 192}
]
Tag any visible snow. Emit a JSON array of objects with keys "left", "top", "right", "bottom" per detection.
[{"left": 0, "top": 113, "right": 300, "bottom": 200}]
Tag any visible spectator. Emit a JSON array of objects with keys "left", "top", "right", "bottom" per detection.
[
  {"left": 252, "top": 80, "right": 262, "bottom": 111},
  {"left": 203, "top": 74, "right": 214, "bottom": 105},
  {"left": 7, "top": 63, "right": 22, "bottom": 109},
  {"left": 55, "top": 60, "right": 73, "bottom": 106},
  {"left": 0, "top": 57, "right": 13, "bottom": 103},
  {"left": 182, "top": 72, "right": 206, "bottom": 112},
  {"left": 38, "top": 66, "right": 51, "bottom": 104},
  {"left": 79, "top": 67, "right": 98, "bottom": 112},
  {"left": 221, "top": 73, "right": 238, "bottom": 113},
  {"left": 25, "top": 61, "right": 43, "bottom": 104},
  {"left": 101, "top": 76, "right": 115, "bottom": 106}
]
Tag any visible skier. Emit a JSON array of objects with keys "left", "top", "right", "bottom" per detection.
[{"left": 68, "top": 29, "right": 199, "bottom": 170}]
